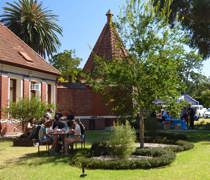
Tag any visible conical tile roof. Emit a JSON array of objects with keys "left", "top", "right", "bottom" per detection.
[{"left": 83, "top": 10, "right": 128, "bottom": 73}]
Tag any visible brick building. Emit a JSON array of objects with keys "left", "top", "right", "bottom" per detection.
[
  {"left": 0, "top": 23, "right": 60, "bottom": 135},
  {"left": 57, "top": 10, "right": 128, "bottom": 130}
]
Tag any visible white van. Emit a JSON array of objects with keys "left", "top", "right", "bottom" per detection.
[{"left": 191, "top": 105, "right": 206, "bottom": 117}]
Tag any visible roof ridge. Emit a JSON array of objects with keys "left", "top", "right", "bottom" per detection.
[
  {"left": 109, "top": 23, "right": 114, "bottom": 59},
  {"left": 111, "top": 25, "right": 128, "bottom": 57}
]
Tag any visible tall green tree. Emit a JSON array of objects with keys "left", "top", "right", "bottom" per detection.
[
  {"left": 1, "top": 0, "right": 62, "bottom": 58},
  {"left": 154, "top": 0, "right": 210, "bottom": 58},
  {"left": 89, "top": 0, "right": 202, "bottom": 148},
  {"left": 186, "top": 73, "right": 210, "bottom": 107},
  {"left": 50, "top": 50, "right": 82, "bottom": 83}
]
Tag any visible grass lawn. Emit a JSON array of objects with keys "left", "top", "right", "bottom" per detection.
[{"left": 0, "top": 130, "right": 210, "bottom": 180}]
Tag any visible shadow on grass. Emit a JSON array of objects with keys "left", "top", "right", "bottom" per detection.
[
  {"left": 0, "top": 148, "right": 86, "bottom": 170},
  {"left": 0, "top": 130, "right": 209, "bottom": 171},
  {"left": 0, "top": 138, "right": 13, "bottom": 142},
  {"left": 15, "top": 149, "right": 86, "bottom": 167}
]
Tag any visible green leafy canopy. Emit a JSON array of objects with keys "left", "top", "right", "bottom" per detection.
[
  {"left": 88, "top": 0, "right": 203, "bottom": 147},
  {"left": 6, "top": 97, "right": 54, "bottom": 122},
  {"left": 90, "top": 0, "right": 202, "bottom": 117},
  {"left": 49, "top": 50, "right": 82, "bottom": 83}
]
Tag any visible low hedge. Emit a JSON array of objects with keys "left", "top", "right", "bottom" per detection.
[
  {"left": 144, "top": 131, "right": 194, "bottom": 153},
  {"left": 70, "top": 135, "right": 194, "bottom": 169},
  {"left": 145, "top": 136, "right": 194, "bottom": 153},
  {"left": 164, "top": 140, "right": 194, "bottom": 152},
  {"left": 70, "top": 147, "right": 176, "bottom": 169},
  {"left": 144, "top": 131, "right": 188, "bottom": 141},
  {"left": 90, "top": 139, "right": 194, "bottom": 156}
]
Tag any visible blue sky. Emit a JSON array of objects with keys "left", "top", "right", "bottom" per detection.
[{"left": 0, "top": 0, "right": 209, "bottom": 76}]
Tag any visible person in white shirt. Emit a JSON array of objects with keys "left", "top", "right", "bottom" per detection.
[
  {"left": 45, "top": 108, "right": 54, "bottom": 120},
  {"left": 64, "top": 120, "right": 81, "bottom": 154}
]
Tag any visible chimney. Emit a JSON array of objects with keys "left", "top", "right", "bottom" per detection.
[{"left": 106, "top": 9, "right": 113, "bottom": 24}]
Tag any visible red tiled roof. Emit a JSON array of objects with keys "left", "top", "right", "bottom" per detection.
[
  {"left": 83, "top": 10, "right": 128, "bottom": 73},
  {"left": 0, "top": 23, "right": 60, "bottom": 76}
]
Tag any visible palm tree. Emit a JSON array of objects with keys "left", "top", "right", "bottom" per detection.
[{"left": 1, "top": 0, "right": 62, "bottom": 58}]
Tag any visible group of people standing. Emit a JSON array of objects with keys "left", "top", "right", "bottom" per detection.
[
  {"left": 31, "top": 109, "right": 85, "bottom": 155},
  {"left": 181, "top": 106, "right": 196, "bottom": 129}
]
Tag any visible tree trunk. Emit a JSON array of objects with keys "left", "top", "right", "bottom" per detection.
[
  {"left": 21, "top": 121, "right": 27, "bottom": 133},
  {"left": 138, "top": 113, "right": 144, "bottom": 148}
]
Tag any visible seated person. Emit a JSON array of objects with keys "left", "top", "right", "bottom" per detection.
[
  {"left": 76, "top": 119, "right": 85, "bottom": 140},
  {"left": 54, "top": 112, "right": 63, "bottom": 120},
  {"left": 53, "top": 112, "right": 65, "bottom": 130},
  {"left": 38, "top": 118, "right": 53, "bottom": 144},
  {"left": 64, "top": 120, "right": 81, "bottom": 154},
  {"left": 67, "top": 114, "right": 75, "bottom": 121},
  {"left": 162, "top": 111, "right": 172, "bottom": 129},
  {"left": 162, "top": 111, "right": 172, "bottom": 121},
  {"left": 49, "top": 113, "right": 66, "bottom": 153},
  {"left": 45, "top": 108, "right": 54, "bottom": 120}
]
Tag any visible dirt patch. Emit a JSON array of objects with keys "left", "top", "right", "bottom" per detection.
[
  {"left": 92, "top": 155, "right": 152, "bottom": 161},
  {"left": 135, "top": 143, "right": 178, "bottom": 148}
]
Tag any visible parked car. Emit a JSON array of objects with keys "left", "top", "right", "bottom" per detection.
[
  {"left": 204, "top": 108, "right": 210, "bottom": 118},
  {"left": 191, "top": 105, "right": 206, "bottom": 118}
]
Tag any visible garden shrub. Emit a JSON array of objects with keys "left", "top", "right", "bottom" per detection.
[
  {"left": 107, "top": 121, "right": 136, "bottom": 158},
  {"left": 90, "top": 142, "right": 112, "bottom": 156},
  {"left": 5, "top": 97, "right": 54, "bottom": 131}
]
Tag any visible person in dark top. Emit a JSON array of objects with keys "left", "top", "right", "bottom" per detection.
[
  {"left": 181, "top": 107, "right": 189, "bottom": 128},
  {"left": 189, "top": 107, "right": 195, "bottom": 129},
  {"left": 67, "top": 114, "right": 75, "bottom": 121},
  {"left": 53, "top": 120, "right": 65, "bottom": 129},
  {"left": 53, "top": 112, "right": 65, "bottom": 129},
  {"left": 54, "top": 112, "right": 63, "bottom": 121}
]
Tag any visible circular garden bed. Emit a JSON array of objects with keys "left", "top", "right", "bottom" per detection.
[
  {"left": 71, "top": 147, "right": 175, "bottom": 169},
  {"left": 70, "top": 139, "right": 194, "bottom": 169}
]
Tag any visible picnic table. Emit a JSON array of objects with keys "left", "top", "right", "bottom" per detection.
[{"left": 48, "top": 129, "right": 69, "bottom": 153}]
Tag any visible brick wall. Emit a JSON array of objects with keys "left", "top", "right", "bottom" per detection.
[
  {"left": 0, "top": 75, "right": 9, "bottom": 119},
  {"left": 57, "top": 84, "right": 113, "bottom": 129},
  {"left": 57, "top": 85, "right": 111, "bottom": 116},
  {"left": 0, "top": 121, "right": 22, "bottom": 136}
]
